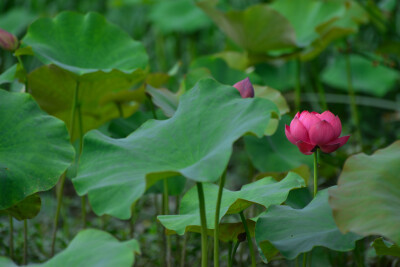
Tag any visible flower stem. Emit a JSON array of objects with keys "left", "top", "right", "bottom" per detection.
[
  {"left": 23, "top": 219, "right": 28, "bottom": 265},
  {"left": 196, "top": 182, "right": 208, "bottom": 267},
  {"left": 239, "top": 211, "right": 256, "bottom": 267},
  {"left": 9, "top": 215, "right": 13, "bottom": 259},
  {"left": 214, "top": 170, "right": 226, "bottom": 267},
  {"left": 295, "top": 57, "right": 302, "bottom": 112},
  {"left": 228, "top": 241, "right": 233, "bottom": 267},
  {"left": 345, "top": 42, "right": 363, "bottom": 150},
  {"left": 313, "top": 149, "right": 319, "bottom": 198}
]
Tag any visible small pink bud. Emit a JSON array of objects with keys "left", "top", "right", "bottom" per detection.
[
  {"left": 0, "top": 29, "right": 18, "bottom": 51},
  {"left": 285, "top": 110, "right": 350, "bottom": 155},
  {"left": 233, "top": 77, "right": 254, "bottom": 98}
]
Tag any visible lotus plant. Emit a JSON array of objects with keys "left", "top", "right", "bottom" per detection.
[
  {"left": 285, "top": 111, "right": 349, "bottom": 196},
  {"left": 0, "top": 29, "right": 18, "bottom": 51}
]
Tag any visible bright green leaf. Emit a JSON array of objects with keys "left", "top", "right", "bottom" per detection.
[
  {"left": 256, "top": 188, "right": 361, "bottom": 259},
  {"left": 158, "top": 172, "right": 305, "bottom": 236},
  {"left": 372, "top": 237, "right": 400, "bottom": 257},
  {"left": 74, "top": 78, "right": 279, "bottom": 219},
  {"left": 329, "top": 141, "right": 400, "bottom": 244},
  {"left": 0, "top": 229, "right": 140, "bottom": 267},
  {"left": 23, "top": 11, "right": 148, "bottom": 76},
  {"left": 321, "top": 54, "right": 398, "bottom": 96},
  {"left": 0, "top": 90, "right": 75, "bottom": 210}
]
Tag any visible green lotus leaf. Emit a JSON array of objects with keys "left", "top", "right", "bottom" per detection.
[
  {"left": 0, "top": 229, "right": 140, "bottom": 267},
  {"left": 198, "top": 3, "right": 297, "bottom": 53},
  {"left": 146, "top": 85, "right": 179, "bottom": 117},
  {"left": 158, "top": 172, "right": 305, "bottom": 236},
  {"left": 1, "top": 194, "right": 41, "bottom": 221},
  {"left": 28, "top": 65, "right": 145, "bottom": 141},
  {"left": 74, "top": 78, "right": 279, "bottom": 219},
  {"left": 256, "top": 188, "right": 361, "bottom": 260},
  {"left": 149, "top": 0, "right": 211, "bottom": 33},
  {"left": 0, "top": 90, "right": 75, "bottom": 210},
  {"left": 321, "top": 54, "right": 398, "bottom": 97},
  {"left": 23, "top": 11, "right": 148, "bottom": 76},
  {"left": 329, "top": 141, "right": 400, "bottom": 244},
  {"left": 372, "top": 238, "right": 400, "bottom": 257},
  {"left": 245, "top": 115, "right": 313, "bottom": 173},
  {"left": 0, "top": 64, "right": 17, "bottom": 85}
]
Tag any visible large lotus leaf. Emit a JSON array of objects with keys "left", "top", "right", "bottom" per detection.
[
  {"left": 28, "top": 65, "right": 145, "bottom": 141},
  {"left": 0, "top": 8, "right": 36, "bottom": 35},
  {"left": 372, "top": 238, "right": 400, "bottom": 257},
  {"left": 0, "top": 194, "right": 41, "bottom": 221},
  {"left": 149, "top": 0, "right": 211, "bottom": 33},
  {"left": 0, "top": 229, "right": 140, "bottom": 267},
  {"left": 245, "top": 115, "right": 313, "bottom": 173},
  {"left": 269, "top": 0, "right": 345, "bottom": 46},
  {"left": 158, "top": 172, "right": 305, "bottom": 235},
  {"left": 74, "top": 78, "right": 279, "bottom": 219},
  {"left": 197, "top": 3, "right": 297, "bottom": 53},
  {"left": 0, "top": 90, "right": 75, "bottom": 209},
  {"left": 321, "top": 54, "right": 398, "bottom": 97},
  {"left": 23, "top": 11, "right": 148, "bottom": 76},
  {"left": 329, "top": 141, "right": 400, "bottom": 244},
  {"left": 255, "top": 188, "right": 361, "bottom": 259}
]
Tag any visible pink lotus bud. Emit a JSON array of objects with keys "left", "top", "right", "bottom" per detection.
[
  {"left": 0, "top": 29, "right": 18, "bottom": 51},
  {"left": 233, "top": 77, "right": 254, "bottom": 98},
  {"left": 285, "top": 110, "right": 350, "bottom": 155}
]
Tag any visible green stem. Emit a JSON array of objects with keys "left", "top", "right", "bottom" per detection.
[
  {"left": 163, "top": 178, "right": 171, "bottom": 267},
  {"left": 302, "top": 253, "right": 307, "bottom": 267},
  {"left": 23, "top": 220, "right": 27, "bottom": 265},
  {"left": 230, "top": 241, "right": 240, "bottom": 267},
  {"left": 81, "top": 196, "right": 86, "bottom": 229},
  {"left": 214, "top": 170, "right": 226, "bottom": 267},
  {"left": 51, "top": 172, "right": 66, "bottom": 256},
  {"left": 228, "top": 242, "right": 233, "bottom": 267},
  {"left": 313, "top": 149, "right": 318, "bottom": 198},
  {"left": 196, "top": 182, "right": 208, "bottom": 267},
  {"left": 345, "top": 44, "right": 363, "bottom": 150},
  {"left": 76, "top": 82, "right": 86, "bottom": 228},
  {"left": 9, "top": 215, "right": 13, "bottom": 259},
  {"left": 239, "top": 211, "right": 256, "bottom": 267},
  {"left": 51, "top": 81, "right": 80, "bottom": 256},
  {"left": 147, "top": 94, "right": 158, "bottom": 120},
  {"left": 295, "top": 57, "right": 302, "bottom": 112}
]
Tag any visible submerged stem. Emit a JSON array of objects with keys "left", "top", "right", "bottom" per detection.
[
  {"left": 196, "top": 182, "right": 208, "bottom": 267},
  {"left": 239, "top": 211, "right": 256, "bottom": 267},
  {"left": 214, "top": 170, "right": 226, "bottom": 267}
]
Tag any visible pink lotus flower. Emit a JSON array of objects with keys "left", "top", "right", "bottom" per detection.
[
  {"left": 0, "top": 29, "right": 18, "bottom": 51},
  {"left": 233, "top": 77, "right": 254, "bottom": 98},
  {"left": 285, "top": 111, "right": 350, "bottom": 155}
]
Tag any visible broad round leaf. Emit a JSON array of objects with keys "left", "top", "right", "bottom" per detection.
[
  {"left": 74, "top": 78, "right": 279, "bottom": 219},
  {"left": 158, "top": 172, "right": 305, "bottom": 236},
  {"left": 0, "top": 90, "right": 75, "bottom": 210},
  {"left": 1, "top": 194, "right": 41, "bottom": 221},
  {"left": 329, "top": 141, "right": 400, "bottom": 244},
  {"left": 372, "top": 238, "right": 400, "bottom": 257},
  {"left": 0, "top": 229, "right": 140, "bottom": 267},
  {"left": 321, "top": 54, "right": 398, "bottom": 97},
  {"left": 23, "top": 11, "right": 148, "bottom": 75},
  {"left": 198, "top": 3, "right": 297, "bottom": 53},
  {"left": 149, "top": 0, "right": 211, "bottom": 33},
  {"left": 256, "top": 188, "right": 361, "bottom": 260},
  {"left": 28, "top": 65, "right": 145, "bottom": 141}
]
